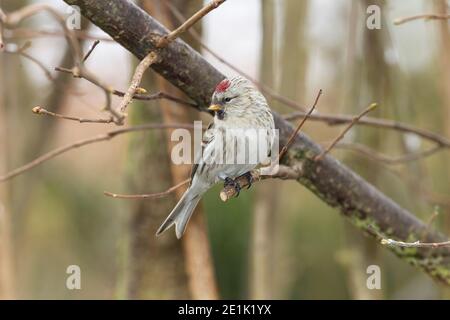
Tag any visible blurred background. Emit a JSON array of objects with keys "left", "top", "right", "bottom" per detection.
[{"left": 0, "top": 0, "right": 449, "bottom": 299}]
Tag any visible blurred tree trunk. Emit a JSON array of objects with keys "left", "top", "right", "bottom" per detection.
[
  {"left": 278, "top": 0, "right": 308, "bottom": 109},
  {"left": 0, "top": 0, "right": 36, "bottom": 300},
  {"left": 250, "top": 0, "right": 278, "bottom": 300},
  {"left": 435, "top": 0, "right": 450, "bottom": 140},
  {"left": 434, "top": 0, "right": 450, "bottom": 299},
  {"left": 119, "top": 2, "right": 190, "bottom": 300},
  {"left": 272, "top": 0, "right": 309, "bottom": 298},
  {"left": 121, "top": 3, "right": 191, "bottom": 300},
  {"left": 123, "top": 0, "right": 218, "bottom": 299},
  {"left": 123, "top": 87, "right": 190, "bottom": 299},
  {"left": 0, "top": 33, "right": 15, "bottom": 300},
  {"left": 339, "top": 0, "right": 389, "bottom": 300},
  {"left": 13, "top": 20, "right": 88, "bottom": 264},
  {"left": 147, "top": 0, "right": 218, "bottom": 299}
]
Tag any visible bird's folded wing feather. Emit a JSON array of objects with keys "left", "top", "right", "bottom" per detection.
[{"left": 189, "top": 121, "right": 215, "bottom": 183}]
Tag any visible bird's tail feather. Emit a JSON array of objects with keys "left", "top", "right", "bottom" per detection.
[{"left": 156, "top": 189, "right": 201, "bottom": 239}]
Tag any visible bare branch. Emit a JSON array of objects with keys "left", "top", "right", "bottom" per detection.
[
  {"left": 355, "top": 152, "right": 450, "bottom": 208},
  {"left": 0, "top": 123, "right": 195, "bottom": 183},
  {"left": 285, "top": 110, "right": 450, "bottom": 149},
  {"left": 422, "top": 206, "right": 440, "bottom": 241},
  {"left": 278, "top": 89, "right": 322, "bottom": 161},
  {"left": 55, "top": 66, "right": 196, "bottom": 107},
  {"left": 113, "top": 90, "right": 197, "bottom": 108},
  {"left": 2, "top": 3, "right": 82, "bottom": 63},
  {"left": 116, "top": 51, "right": 159, "bottom": 117},
  {"left": 157, "top": 0, "right": 226, "bottom": 48},
  {"left": 104, "top": 179, "right": 190, "bottom": 199},
  {"left": 4, "top": 47, "right": 54, "bottom": 81},
  {"left": 394, "top": 13, "right": 450, "bottom": 25},
  {"left": 32, "top": 106, "right": 113, "bottom": 124},
  {"left": 82, "top": 39, "right": 100, "bottom": 62},
  {"left": 381, "top": 238, "right": 450, "bottom": 248},
  {"left": 5, "top": 28, "right": 114, "bottom": 42},
  {"left": 315, "top": 103, "right": 378, "bottom": 161},
  {"left": 334, "top": 142, "right": 442, "bottom": 165}
]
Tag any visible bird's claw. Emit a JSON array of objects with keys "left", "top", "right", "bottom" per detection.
[
  {"left": 224, "top": 177, "right": 241, "bottom": 197},
  {"left": 242, "top": 171, "right": 253, "bottom": 189}
]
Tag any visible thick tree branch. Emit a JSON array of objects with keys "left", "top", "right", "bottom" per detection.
[{"left": 63, "top": 0, "right": 450, "bottom": 285}]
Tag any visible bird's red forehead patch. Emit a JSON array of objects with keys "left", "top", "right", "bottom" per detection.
[{"left": 215, "top": 79, "right": 231, "bottom": 93}]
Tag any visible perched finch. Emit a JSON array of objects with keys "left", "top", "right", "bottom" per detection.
[{"left": 156, "top": 76, "right": 276, "bottom": 238}]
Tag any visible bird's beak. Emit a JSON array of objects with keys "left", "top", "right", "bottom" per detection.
[{"left": 208, "top": 104, "right": 223, "bottom": 112}]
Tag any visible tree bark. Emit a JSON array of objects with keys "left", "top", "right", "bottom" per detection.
[{"left": 63, "top": 0, "right": 450, "bottom": 286}]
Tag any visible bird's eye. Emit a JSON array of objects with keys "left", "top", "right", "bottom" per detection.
[{"left": 224, "top": 97, "right": 232, "bottom": 103}]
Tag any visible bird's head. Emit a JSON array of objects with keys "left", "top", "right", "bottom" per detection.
[{"left": 209, "top": 76, "right": 267, "bottom": 120}]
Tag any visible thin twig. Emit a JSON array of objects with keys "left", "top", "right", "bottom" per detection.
[
  {"left": 55, "top": 66, "right": 197, "bottom": 122},
  {"left": 112, "top": 90, "right": 197, "bottom": 108},
  {"left": 157, "top": 0, "right": 226, "bottom": 47},
  {"left": 334, "top": 142, "right": 442, "bottom": 165},
  {"left": 2, "top": 4, "right": 82, "bottom": 63},
  {"left": 4, "top": 48, "right": 54, "bottom": 81},
  {"left": 277, "top": 89, "right": 322, "bottom": 161},
  {"left": 381, "top": 238, "right": 450, "bottom": 248},
  {"left": 285, "top": 111, "right": 450, "bottom": 148},
  {"left": 349, "top": 149, "right": 450, "bottom": 209},
  {"left": 55, "top": 65, "right": 122, "bottom": 123},
  {"left": 5, "top": 28, "right": 114, "bottom": 42},
  {"left": 75, "top": 66, "right": 121, "bottom": 122},
  {"left": 83, "top": 39, "right": 100, "bottom": 62},
  {"left": 422, "top": 206, "right": 440, "bottom": 241},
  {"left": 104, "top": 179, "right": 190, "bottom": 199},
  {"left": 32, "top": 106, "right": 113, "bottom": 124},
  {"left": 117, "top": 51, "right": 158, "bottom": 117},
  {"left": 0, "top": 123, "right": 196, "bottom": 183},
  {"left": 315, "top": 103, "right": 378, "bottom": 161},
  {"left": 394, "top": 13, "right": 450, "bottom": 25},
  {"left": 54, "top": 66, "right": 196, "bottom": 108}
]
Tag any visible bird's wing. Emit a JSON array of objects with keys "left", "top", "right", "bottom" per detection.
[{"left": 189, "top": 121, "right": 215, "bottom": 184}]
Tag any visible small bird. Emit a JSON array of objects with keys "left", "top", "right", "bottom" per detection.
[{"left": 156, "top": 76, "right": 275, "bottom": 238}]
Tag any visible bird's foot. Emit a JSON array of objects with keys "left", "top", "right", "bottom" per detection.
[
  {"left": 224, "top": 177, "right": 241, "bottom": 197},
  {"left": 240, "top": 171, "right": 253, "bottom": 189}
]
